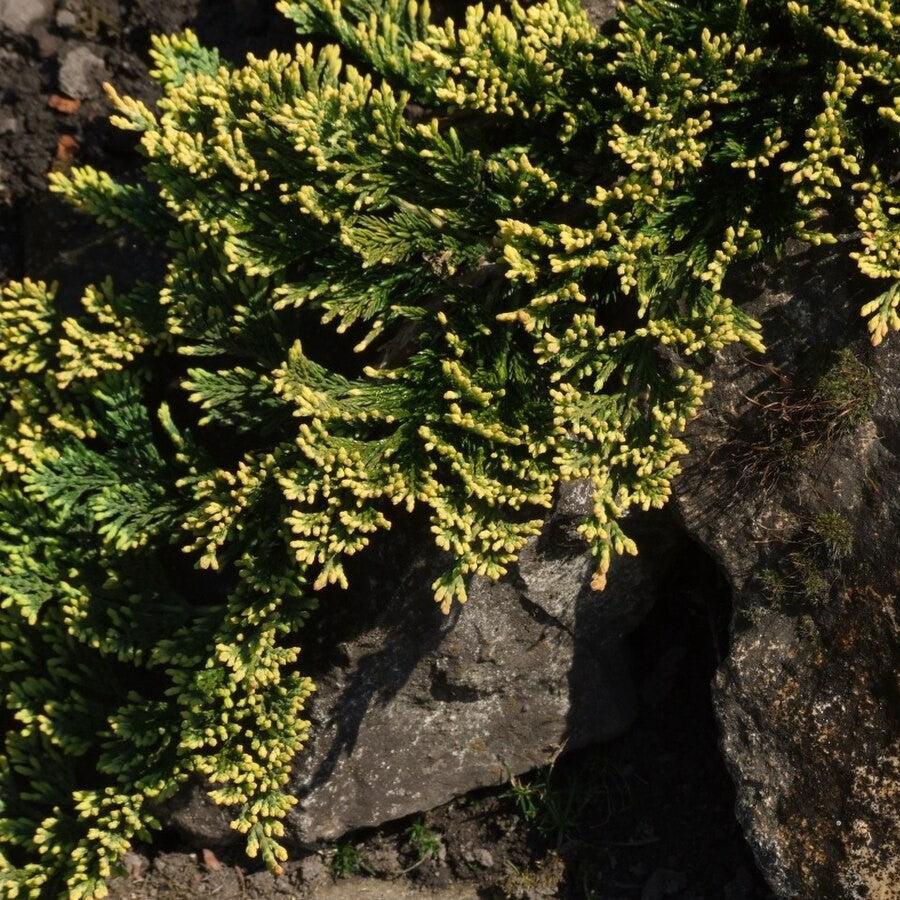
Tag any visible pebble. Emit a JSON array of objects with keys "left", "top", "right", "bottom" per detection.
[
  {"left": 56, "top": 9, "right": 77, "bottom": 30},
  {"left": 473, "top": 848, "right": 494, "bottom": 868},
  {"left": 0, "top": 0, "right": 53, "bottom": 34},
  {"left": 58, "top": 44, "right": 108, "bottom": 99},
  {"left": 121, "top": 851, "right": 149, "bottom": 879}
]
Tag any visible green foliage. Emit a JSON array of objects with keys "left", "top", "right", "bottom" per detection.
[
  {"left": 0, "top": 0, "right": 897, "bottom": 895},
  {"left": 406, "top": 820, "right": 442, "bottom": 862},
  {"left": 505, "top": 774, "right": 543, "bottom": 824},
  {"left": 810, "top": 509, "right": 855, "bottom": 563},
  {"left": 505, "top": 771, "right": 587, "bottom": 845},
  {"left": 759, "top": 508, "right": 856, "bottom": 606},
  {"left": 812, "top": 348, "right": 877, "bottom": 431},
  {"left": 330, "top": 843, "right": 370, "bottom": 877},
  {"left": 504, "top": 758, "right": 630, "bottom": 847},
  {"left": 725, "top": 348, "right": 879, "bottom": 491}
]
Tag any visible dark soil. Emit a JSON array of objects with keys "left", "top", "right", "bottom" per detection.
[
  {"left": 0, "top": 0, "right": 292, "bottom": 281},
  {"left": 2, "top": 3, "right": 774, "bottom": 898}
]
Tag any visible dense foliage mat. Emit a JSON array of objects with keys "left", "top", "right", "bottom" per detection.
[{"left": 1, "top": 0, "right": 897, "bottom": 895}]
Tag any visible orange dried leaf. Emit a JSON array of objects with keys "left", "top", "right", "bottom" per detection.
[
  {"left": 55, "top": 134, "right": 79, "bottom": 163},
  {"left": 201, "top": 848, "right": 222, "bottom": 871},
  {"left": 48, "top": 95, "right": 81, "bottom": 114}
]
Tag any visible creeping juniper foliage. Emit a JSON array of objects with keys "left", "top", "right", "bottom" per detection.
[{"left": 0, "top": 0, "right": 897, "bottom": 894}]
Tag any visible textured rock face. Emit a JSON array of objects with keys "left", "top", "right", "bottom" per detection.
[
  {"left": 163, "top": 486, "right": 676, "bottom": 850},
  {"left": 285, "top": 487, "right": 674, "bottom": 843},
  {"left": 674, "top": 238, "right": 900, "bottom": 899}
]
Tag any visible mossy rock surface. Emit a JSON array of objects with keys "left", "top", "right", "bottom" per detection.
[{"left": 675, "top": 240, "right": 900, "bottom": 899}]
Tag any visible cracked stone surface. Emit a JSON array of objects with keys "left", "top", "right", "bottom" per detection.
[
  {"left": 163, "top": 493, "right": 681, "bottom": 847},
  {"left": 674, "top": 238, "right": 900, "bottom": 898},
  {"left": 284, "top": 499, "right": 673, "bottom": 844}
]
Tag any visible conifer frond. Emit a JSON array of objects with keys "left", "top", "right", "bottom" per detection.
[{"left": 1, "top": 0, "right": 897, "bottom": 893}]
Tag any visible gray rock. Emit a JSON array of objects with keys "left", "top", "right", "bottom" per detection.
[
  {"left": 55, "top": 9, "right": 77, "bottom": 30},
  {"left": 161, "top": 499, "right": 678, "bottom": 848},
  {"left": 58, "top": 44, "right": 108, "bottom": 99},
  {"left": 583, "top": 0, "right": 618, "bottom": 26},
  {"left": 162, "top": 782, "right": 240, "bottom": 848},
  {"left": 0, "top": 0, "right": 52, "bottom": 33},
  {"left": 674, "top": 237, "right": 900, "bottom": 898},
  {"left": 285, "top": 504, "right": 672, "bottom": 844}
]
